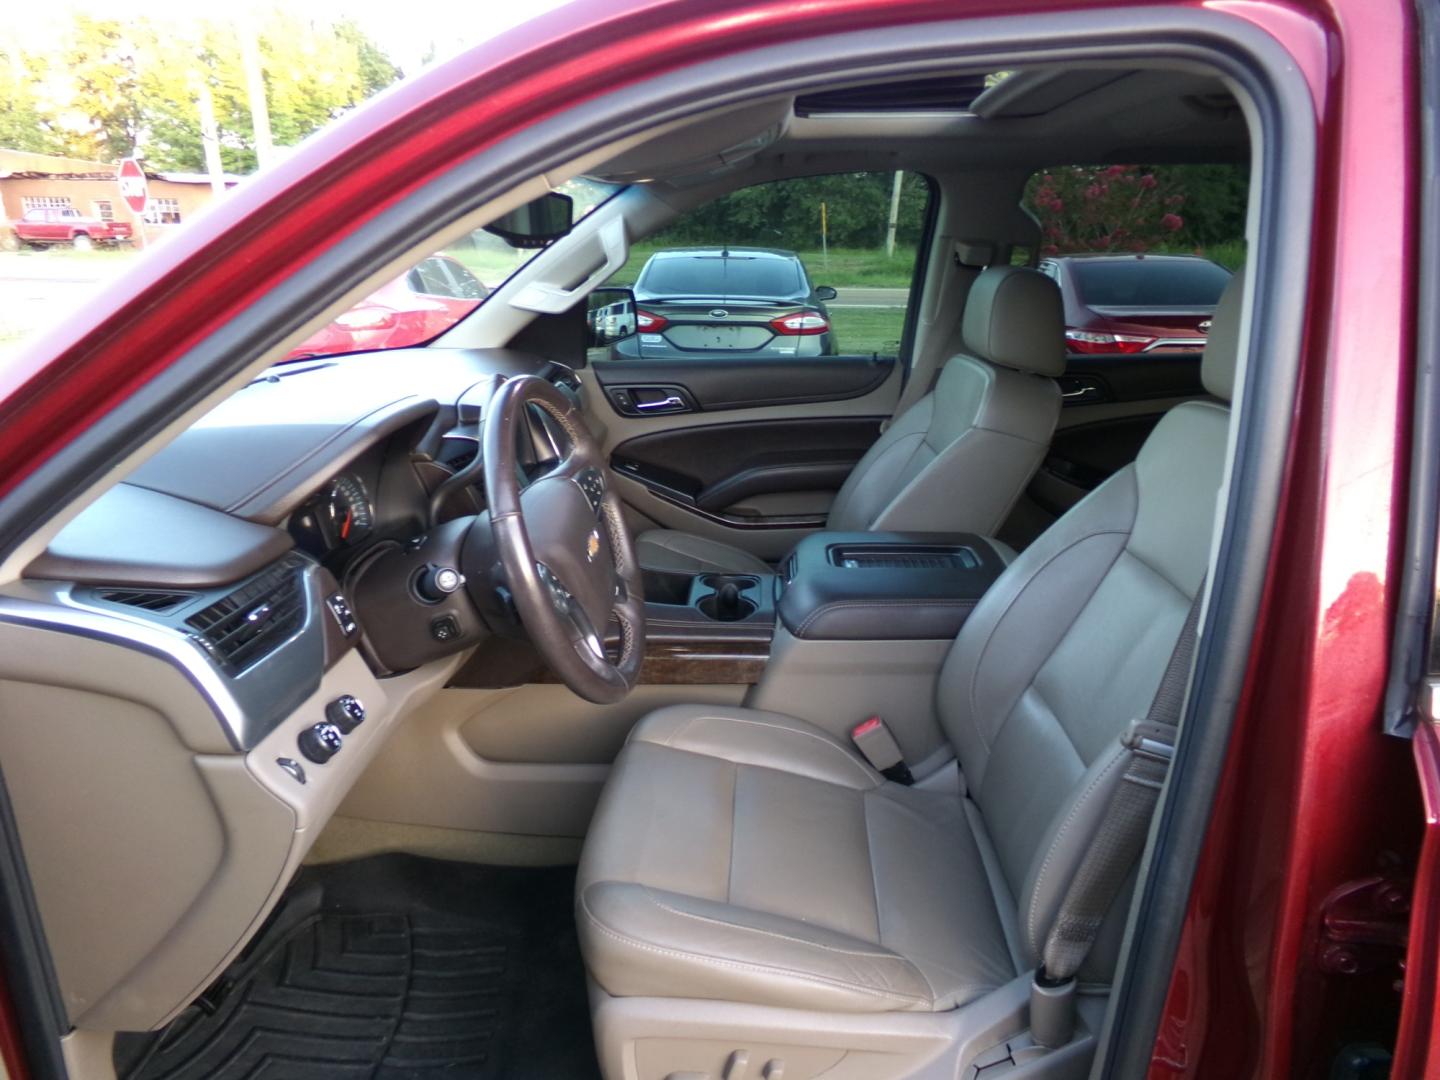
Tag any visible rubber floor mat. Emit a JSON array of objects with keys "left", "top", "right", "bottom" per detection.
[{"left": 118, "top": 855, "right": 599, "bottom": 1080}]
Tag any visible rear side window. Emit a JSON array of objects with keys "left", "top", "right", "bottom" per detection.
[
  {"left": 638, "top": 256, "right": 805, "bottom": 300},
  {"left": 1070, "top": 260, "right": 1231, "bottom": 307}
]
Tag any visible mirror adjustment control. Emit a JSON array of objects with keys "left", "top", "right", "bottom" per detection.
[
  {"left": 298, "top": 721, "right": 343, "bottom": 764},
  {"left": 325, "top": 695, "right": 365, "bottom": 734},
  {"left": 325, "top": 592, "right": 358, "bottom": 637}
]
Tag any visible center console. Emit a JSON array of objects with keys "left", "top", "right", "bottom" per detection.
[
  {"left": 774, "top": 531, "right": 1011, "bottom": 640},
  {"left": 638, "top": 531, "right": 1012, "bottom": 687}
]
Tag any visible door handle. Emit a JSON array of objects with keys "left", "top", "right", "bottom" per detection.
[
  {"left": 636, "top": 394, "right": 686, "bottom": 411},
  {"left": 1056, "top": 376, "right": 1108, "bottom": 405}
]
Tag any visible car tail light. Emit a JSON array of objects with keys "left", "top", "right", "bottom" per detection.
[
  {"left": 1064, "top": 329, "right": 1156, "bottom": 354},
  {"left": 770, "top": 311, "right": 830, "bottom": 336},
  {"left": 636, "top": 309, "right": 669, "bottom": 333},
  {"left": 335, "top": 306, "right": 398, "bottom": 331}
]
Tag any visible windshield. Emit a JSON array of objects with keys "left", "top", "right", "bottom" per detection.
[
  {"left": 1070, "top": 259, "right": 1231, "bottom": 308},
  {"left": 636, "top": 254, "right": 806, "bottom": 301},
  {"left": 282, "top": 177, "right": 621, "bottom": 361}
]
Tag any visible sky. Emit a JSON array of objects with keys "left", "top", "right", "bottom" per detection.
[{"left": 11, "top": 0, "right": 577, "bottom": 77}]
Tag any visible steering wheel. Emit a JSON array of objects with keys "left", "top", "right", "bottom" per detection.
[{"left": 479, "top": 375, "right": 646, "bottom": 703}]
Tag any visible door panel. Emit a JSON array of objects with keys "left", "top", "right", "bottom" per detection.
[
  {"left": 1006, "top": 352, "right": 1207, "bottom": 543},
  {"left": 610, "top": 416, "right": 883, "bottom": 523},
  {"left": 580, "top": 358, "right": 901, "bottom": 560},
  {"left": 594, "top": 353, "right": 894, "bottom": 412}
]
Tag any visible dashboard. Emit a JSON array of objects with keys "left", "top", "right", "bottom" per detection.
[{"left": 0, "top": 345, "right": 584, "bottom": 1033}]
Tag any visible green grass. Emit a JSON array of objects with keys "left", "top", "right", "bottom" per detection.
[
  {"left": 1149, "top": 239, "right": 1247, "bottom": 271},
  {"left": 829, "top": 306, "right": 906, "bottom": 356}
]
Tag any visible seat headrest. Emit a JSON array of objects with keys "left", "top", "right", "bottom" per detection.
[
  {"left": 1202, "top": 265, "right": 1245, "bottom": 402},
  {"left": 960, "top": 266, "right": 1065, "bottom": 377}
]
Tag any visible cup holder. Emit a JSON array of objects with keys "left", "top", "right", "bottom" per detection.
[
  {"left": 698, "top": 593, "right": 758, "bottom": 622},
  {"left": 697, "top": 574, "right": 760, "bottom": 622}
]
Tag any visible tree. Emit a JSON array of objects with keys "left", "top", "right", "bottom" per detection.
[
  {"left": 58, "top": 15, "right": 146, "bottom": 160},
  {"left": 0, "top": 49, "right": 74, "bottom": 156},
  {"left": 1025, "top": 162, "right": 1247, "bottom": 255},
  {"left": 0, "top": 13, "right": 404, "bottom": 172},
  {"left": 657, "top": 172, "right": 930, "bottom": 251}
]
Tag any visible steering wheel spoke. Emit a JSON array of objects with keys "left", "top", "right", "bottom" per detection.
[{"left": 482, "top": 376, "right": 645, "bottom": 703}]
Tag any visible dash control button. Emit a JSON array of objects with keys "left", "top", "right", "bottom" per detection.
[
  {"left": 326, "top": 694, "right": 366, "bottom": 734},
  {"left": 326, "top": 592, "right": 358, "bottom": 637},
  {"left": 298, "top": 721, "right": 343, "bottom": 765},
  {"left": 276, "top": 757, "right": 307, "bottom": 785},
  {"left": 430, "top": 614, "right": 462, "bottom": 642}
]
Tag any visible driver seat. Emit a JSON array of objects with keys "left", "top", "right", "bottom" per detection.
[{"left": 577, "top": 272, "right": 1244, "bottom": 1078}]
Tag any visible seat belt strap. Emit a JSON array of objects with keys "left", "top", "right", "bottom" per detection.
[{"left": 1030, "top": 582, "right": 1205, "bottom": 1047}]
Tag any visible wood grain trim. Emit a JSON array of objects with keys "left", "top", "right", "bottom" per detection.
[{"left": 448, "top": 633, "right": 770, "bottom": 689}]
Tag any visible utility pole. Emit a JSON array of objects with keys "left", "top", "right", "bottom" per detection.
[
  {"left": 885, "top": 171, "right": 904, "bottom": 258},
  {"left": 195, "top": 78, "right": 227, "bottom": 197},
  {"left": 237, "top": 16, "right": 275, "bottom": 171}
]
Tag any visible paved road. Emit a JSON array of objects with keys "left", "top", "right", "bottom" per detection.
[
  {"left": 830, "top": 286, "right": 909, "bottom": 308},
  {"left": 0, "top": 254, "right": 132, "bottom": 360}
]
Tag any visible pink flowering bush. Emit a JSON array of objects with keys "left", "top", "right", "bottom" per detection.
[{"left": 1026, "top": 165, "right": 1190, "bottom": 256}]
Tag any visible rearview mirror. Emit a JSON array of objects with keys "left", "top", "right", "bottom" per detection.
[
  {"left": 483, "top": 191, "right": 574, "bottom": 249},
  {"left": 814, "top": 285, "right": 838, "bottom": 301},
  {"left": 585, "top": 287, "right": 637, "bottom": 348}
]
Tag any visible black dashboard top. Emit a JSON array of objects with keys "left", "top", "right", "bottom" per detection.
[{"left": 26, "top": 347, "right": 564, "bottom": 589}]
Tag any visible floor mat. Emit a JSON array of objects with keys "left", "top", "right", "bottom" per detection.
[{"left": 118, "top": 854, "right": 600, "bottom": 1080}]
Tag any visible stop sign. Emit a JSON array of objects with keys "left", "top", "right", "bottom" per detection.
[{"left": 118, "top": 158, "right": 148, "bottom": 215}]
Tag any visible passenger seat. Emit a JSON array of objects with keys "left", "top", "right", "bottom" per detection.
[{"left": 635, "top": 265, "right": 1066, "bottom": 574}]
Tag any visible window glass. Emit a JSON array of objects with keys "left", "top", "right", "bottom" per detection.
[
  {"left": 604, "top": 171, "right": 931, "bottom": 361},
  {"left": 281, "top": 176, "right": 620, "bottom": 362},
  {"left": 1069, "top": 259, "right": 1231, "bottom": 307},
  {"left": 635, "top": 254, "right": 806, "bottom": 300},
  {"left": 409, "top": 258, "right": 456, "bottom": 297},
  {"left": 21, "top": 195, "right": 72, "bottom": 213}
]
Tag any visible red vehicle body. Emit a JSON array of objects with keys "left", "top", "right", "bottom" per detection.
[
  {"left": 13, "top": 207, "right": 133, "bottom": 248},
  {"left": 0, "top": 1, "right": 1429, "bottom": 1078},
  {"left": 1042, "top": 254, "right": 1231, "bottom": 355},
  {"left": 282, "top": 254, "right": 487, "bottom": 360}
]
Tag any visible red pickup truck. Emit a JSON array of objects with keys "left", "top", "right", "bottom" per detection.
[{"left": 12, "top": 206, "right": 133, "bottom": 249}]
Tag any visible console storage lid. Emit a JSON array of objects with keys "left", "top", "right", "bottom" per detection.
[{"left": 777, "top": 531, "right": 1011, "bottom": 640}]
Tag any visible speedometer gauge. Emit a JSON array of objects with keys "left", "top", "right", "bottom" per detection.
[{"left": 325, "top": 474, "right": 373, "bottom": 545}]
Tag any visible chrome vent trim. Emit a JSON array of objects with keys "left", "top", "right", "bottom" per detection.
[
  {"left": 185, "top": 552, "right": 308, "bottom": 675},
  {"left": 94, "top": 588, "right": 193, "bottom": 613}
]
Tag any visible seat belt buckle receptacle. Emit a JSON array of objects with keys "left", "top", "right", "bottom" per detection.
[{"left": 851, "top": 716, "right": 914, "bottom": 785}]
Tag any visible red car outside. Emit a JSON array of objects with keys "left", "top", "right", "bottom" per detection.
[
  {"left": 1042, "top": 253, "right": 1232, "bottom": 355},
  {"left": 12, "top": 206, "right": 133, "bottom": 249},
  {"left": 282, "top": 254, "right": 487, "bottom": 360},
  {"left": 0, "top": 2, "right": 1432, "bottom": 1079}
]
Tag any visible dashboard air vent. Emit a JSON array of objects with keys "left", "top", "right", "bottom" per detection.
[
  {"left": 94, "top": 588, "right": 193, "bottom": 613},
  {"left": 186, "top": 554, "right": 308, "bottom": 674}
]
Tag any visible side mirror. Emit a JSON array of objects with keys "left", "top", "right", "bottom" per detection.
[
  {"left": 483, "top": 191, "right": 574, "bottom": 249},
  {"left": 585, "top": 287, "right": 637, "bottom": 348},
  {"left": 814, "top": 285, "right": 838, "bottom": 301}
]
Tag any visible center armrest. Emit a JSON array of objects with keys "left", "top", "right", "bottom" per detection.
[{"left": 776, "top": 531, "right": 1010, "bottom": 641}]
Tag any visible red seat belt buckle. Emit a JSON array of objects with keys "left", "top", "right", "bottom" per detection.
[{"left": 850, "top": 716, "right": 914, "bottom": 785}]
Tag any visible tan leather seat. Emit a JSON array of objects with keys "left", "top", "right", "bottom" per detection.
[
  {"left": 578, "top": 270, "right": 1246, "bottom": 1078},
  {"left": 634, "top": 266, "right": 1065, "bottom": 575}
]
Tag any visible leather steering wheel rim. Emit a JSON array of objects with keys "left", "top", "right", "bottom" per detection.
[{"left": 480, "top": 375, "right": 646, "bottom": 703}]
